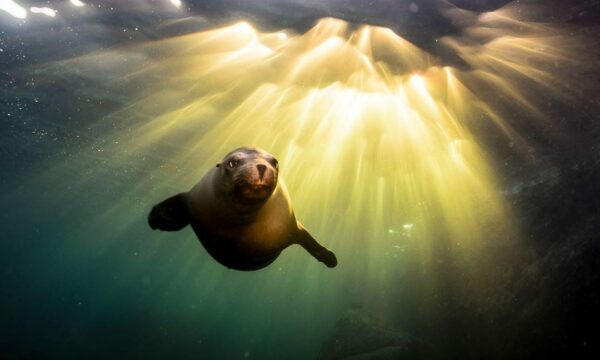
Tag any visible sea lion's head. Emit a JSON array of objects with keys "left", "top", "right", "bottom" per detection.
[{"left": 216, "top": 147, "right": 279, "bottom": 203}]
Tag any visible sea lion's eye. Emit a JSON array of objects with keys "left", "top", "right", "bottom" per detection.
[
  {"left": 272, "top": 159, "right": 279, "bottom": 170},
  {"left": 227, "top": 160, "right": 238, "bottom": 168}
]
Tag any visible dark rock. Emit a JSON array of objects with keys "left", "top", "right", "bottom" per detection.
[{"left": 318, "top": 310, "right": 426, "bottom": 360}]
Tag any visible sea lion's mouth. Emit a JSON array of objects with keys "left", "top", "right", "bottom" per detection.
[
  {"left": 248, "top": 184, "right": 272, "bottom": 191},
  {"left": 235, "top": 182, "right": 275, "bottom": 201},
  {"left": 232, "top": 166, "right": 277, "bottom": 201}
]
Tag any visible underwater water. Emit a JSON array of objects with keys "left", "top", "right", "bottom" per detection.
[{"left": 1, "top": 1, "right": 599, "bottom": 359}]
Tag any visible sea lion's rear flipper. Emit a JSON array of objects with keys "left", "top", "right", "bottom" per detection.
[
  {"left": 148, "top": 193, "right": 190, "bottom": 231},
  {"left": 295, "top": 226, "right": 337, "bottom": 268}
]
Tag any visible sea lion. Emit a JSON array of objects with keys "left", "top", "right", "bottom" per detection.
[{"left": 148, "top": 147, "right": 337, "bottom": 271}]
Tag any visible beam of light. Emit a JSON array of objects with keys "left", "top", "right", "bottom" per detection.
[
  {"left": 0, "top": 0, "right": 27, "bottom": 19},
  {"left": 170, "top": 0, "right": 182, "bottom": 9},
  {"left": 439, "top": 2, "right": 594, "bottom": 146},
  {"left": 69, "top": 0, "right": 85, "bottom": 7},
  {"left": 30, "top": 7, "right": 57, "bottom": 18},
  {"left": 38, "top": 5, "right": 591, "bottom": 320},
  {"left": 49, "top": 20, "right": 515, "bottom": 272}
]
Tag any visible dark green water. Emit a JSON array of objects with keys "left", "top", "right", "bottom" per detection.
[{"left": 2, "top": 1, "right": 600, "bottom": 359}]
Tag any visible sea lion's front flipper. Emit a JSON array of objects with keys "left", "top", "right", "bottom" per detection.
[
  {"left": 295, "top": 226, "right": 337, "bottom": 268},
  {"left": 148, "top": 193, "right": 190, "bottom": 231}
]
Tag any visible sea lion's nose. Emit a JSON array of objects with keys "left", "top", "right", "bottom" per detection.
[{"left": 257, "top": 164, "right": 267, "bottom": 179}]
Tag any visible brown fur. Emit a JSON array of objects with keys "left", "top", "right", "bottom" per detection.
[{"left": 148, "top": 147, "right": 337, "bottom": 271}]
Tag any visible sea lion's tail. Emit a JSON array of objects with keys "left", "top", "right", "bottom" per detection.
[{"left": 148, "top": 193, "right": 190, "bottom": 232}]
